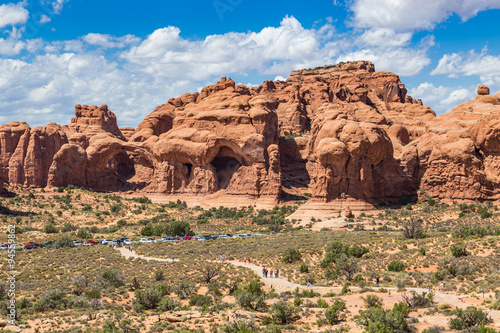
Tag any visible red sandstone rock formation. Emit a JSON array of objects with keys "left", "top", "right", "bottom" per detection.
[{"left": 2, "top": 61, "right": 500, "bottom": 204}]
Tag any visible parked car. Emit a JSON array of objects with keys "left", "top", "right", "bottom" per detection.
[
  {"left": 24, "top": 243, "right": 39, "bottom": 249},
  {"left": 9, "top": 244, "right": 22, "bottom": 250},
  {"left": 139, "top": 238, "right": 154, "bottom": 243},
  {"left": 183, "top": 236, "right": 192, "bottom": 241},
  {"left": 73, "top": 240, "right": 83, "bottom": 247},
  {"left": 39, "top": 241, "right": 53, "bottom": 247},
  {"left": 100, "top": 239, "right": 114, "bottom": 245},
  {"left": 26, "top": 241, "right": 40, "bottom": 247},
  {"left": 122, "top": 239, "right": 133, "bottom": 245},
  {"left": 0, "top": 244, "right": 9, "bottom": 250},
  {"left": 83, "top": 240, "right": 98, "bottom": 246}
]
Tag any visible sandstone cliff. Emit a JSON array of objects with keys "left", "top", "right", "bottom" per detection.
[{"left": 1, "top": 61, "right": 499, "bottom": 204}]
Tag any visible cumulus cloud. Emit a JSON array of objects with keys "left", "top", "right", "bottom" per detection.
[
  {"left": 122, "top": 16, "right": 336, "bottom": 81},
  {"left": 0, "top": 37, "right": 26, "bottom": 55},
  {"left": 357, "top": 28, "right": 412, "bottom": 47},
  {"left": 82, "top": 33, "right": 141, "bottom": 49},
  {"left": 350, "top": 0, "right": 500, "bottom": 31},
  {"left": 0, "top": 2, "right": 29, "bottom": 28},
  {"left": 409, "top": 82, "right": 475, "bottom": 114},
  {"left": 431, "top": 48, "right": 500, "bottom": 87}
]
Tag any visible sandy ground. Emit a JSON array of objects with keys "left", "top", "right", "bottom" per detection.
[{"left": 116, "top": 247, "right": 500, "bottom": 329}]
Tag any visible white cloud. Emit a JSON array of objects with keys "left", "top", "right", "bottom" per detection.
[
  {"left": 82, "top": 33, "right": 140, "bottom": 49},
  {"left": 409, "top": 82, "right": 475, "bottom": 114},
  {"left": 122, "top": 16, "right": 336, "bottom": 81},
  {"left": 0, "top": 2, "right": 29, "bottom": 28},
  {"left": 431, "top": 48, "right": 500, "bottom": 87},
  {"left": 350, "top": 0, "right": 500, "bottom": 32},
  {"left": 0, "top": 37, "right": 25, "bottom": 56},
  {"left": 47, "top": 0, "right": 67, "bottom": 14},
  {"left": 39, "top": 14, "right": 51, "bottom": 24},
  {"left": 357, "top": 28, "right": 412, "bottom": 47}
]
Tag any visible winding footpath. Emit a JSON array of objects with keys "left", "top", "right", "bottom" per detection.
[{"left": 116, "top": 247, "right": 500, "bottom": 326}]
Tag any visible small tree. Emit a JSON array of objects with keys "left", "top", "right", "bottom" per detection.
[
  {"left": 336, "top": 255, "right": 359, "bottom": 281},
  {"left": 449, "top": 306, "right": 492, "bottom": 331},
  {"left": 324, "top": 299, "right": 347, "bottom": 324},
  {"left": 201, "top": 264, "right": 220, "bottom": 284},
  {"left": 401, "top": 217, "right": 425, "bottom": 239},
  {"left": 387, "top": 260, "right": 406, "bottom": 272},
  {"left": 270, "top": 300, "right": 299, "bottom": 324},
  {"left": 282, "top": 248, "right": 302, "bottom": 263},
  {"left": 71, "top": 274, "right": 88, "bottom": 296},
  {"left": 451, "top": 244, "right": 468, "bottom": 257}
]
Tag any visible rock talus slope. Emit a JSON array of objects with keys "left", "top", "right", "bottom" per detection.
[{"left": 1, "top": 61, "right": 500, "bottom": 205}]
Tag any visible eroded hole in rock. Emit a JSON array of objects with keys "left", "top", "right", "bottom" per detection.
[
  {"left": 105, "top": 151, "right": 153, "bottom": 190},
  {"left": 211, "top": 156, "right": 241, "bottom": 190},
  {"left": 184, "top": 163, "right": 193, "bottom": 181}
]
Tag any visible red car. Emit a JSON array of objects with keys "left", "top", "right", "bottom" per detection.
[
  {"left": 83, "top": 240, "right": 98, "bottom": 246},
  {"left": 26, "top": 242, "right": 39, "bottom": 246},
  {"left": 183, "top": 236, "right": 192, "bottom": 240}
]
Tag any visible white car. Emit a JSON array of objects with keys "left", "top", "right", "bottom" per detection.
[
  {"left": 139, "top": 238, "right": 154, "bottom": 243},
  {"left": 73, "top": 240, "right": 83, "bottom": 247},
  {"left": 122, "top": 239, "right": 133, "bottom": 245},
  {"left": 0, "top": 245, "right": 9, "bottom": 250},
  {"left": 100, "top": 239, "right": 114, "bottom": 245}
]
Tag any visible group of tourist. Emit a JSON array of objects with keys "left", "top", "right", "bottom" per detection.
[{"left": 262, "top": 267, "right": 279, "bottom": 278}]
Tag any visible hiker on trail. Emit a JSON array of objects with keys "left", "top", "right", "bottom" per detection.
[
  {"left": 262, "top": 267, "right": 266, "bottom": 277},
  {"left": 270, "top": 269, "right": 274, "bottom": 278},
  {"left": 244, "top": 257, "right": 246, "bottom": 263},
  {"left": 248, "top": 258, "right": 250, "bottom": 264},
  {"left": 388, "top": 289, "right": 391, "bottom": 297},
  {"left": 265, "top": 269, "right": 268, "bottom": 278},
  {"left": 307, "top": 277, "right": 311, "bottom": 287},
  {"left": 428, "top": 286, "right": 431, "bottom": 293},
  {"left": 128, "top": 246, "right": 131, "bottom": 252},
  {"left": 440, "top": 282, "right": 445, "bottom": 292},
  {"left": 172, "top": 255, "right": 174, "bottom": 261},
  {"left": 220, "top": 254, "right": 223, "bottom": 261},
  {"left": 376, "top": 277, "right": 380, "bottom": 287},
  {"left": 275, "top": 268, "right": 278, "bottom": 278}
]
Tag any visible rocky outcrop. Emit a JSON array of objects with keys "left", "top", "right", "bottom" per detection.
[
  {"left": 3, "top": 61, "right": 500, "bottom": 204},
  {"left": 400, "top": 86, "right": 500, "bottom": 200}
]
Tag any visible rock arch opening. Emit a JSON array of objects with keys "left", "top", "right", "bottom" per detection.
[
  {"left": 210, "top": 147, "right": 242, "bottom": 190},
  {"left": 103, "top": 150, "right": 154, "bottom": 190}
]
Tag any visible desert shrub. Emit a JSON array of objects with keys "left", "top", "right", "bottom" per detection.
[
  {"left": 189, "top": 294, "right": 213, "bottom": 307},
  {"left": 154, "top": 270, "right": 164, "bottom": 281},
  {"left": 76, "top": 228, "right": 92, "bottom": 239},
  {"left": 321, "top": 241, "right": 368, "bottom": 268},
  {"left": 341, "top": 282, "right": 350, "bottom": 294},
  {"left": 221, "top": 321, "right": 259, "bottom": 332},
  {"left": 55, "top": 235, "right": 75, "bottom": 248},
  {"left": 336, "top": 255, "right": 359, "bottom": 281},
  {"left": 324, "top": 299, "right": 347, "bottom": 324},
  {"left": 401, "top": 217, "right": 426, "bottom": 239},
  {"left": 449, "top": 306, "right": 492, "bottom": 331},
  {"left": 450, "top": 244, "right": 468, "bottom": 257},
  {"left": 101, "top": 270, "right": 124, "bottom": 288},
  {"left": 317, "top": 298, "right": 329, "bottom": 308},
  {"left": 387, "top": 260, "right": 406, "bottom": 272},
  {"left": 299, "top": 263, "right": 309, "bottom": 273},
  {"left": 282, "top": 248, "right": 302, "bottom": 263},
  {"left": 270, "top": 300, "right": 299, "bottom": 324},
  {"left": 61, "top": 223, "right": 77, "bottom": 232},
  {"left": 166, "top": 220, "right": 193, "bottom": 237},
  {"left": 362, "top": 294, "right": 383, "bottom": 308},
  {"left": 401, "top": 291, "right": 435, "bottom": 309},
  {"left": 44, "top": 223, "right": 59, "bottom": 233},
  {"left": 173, "top": 282, "right": 196, "bottom": 299},
  {"left": 34, "top": 289, "right": 67, "bottom": 312},
  {"left": 236, "top": 291, "right": 266, "bottom": 311},
  {"left": 357, "top": 302, "right": 411, "bottom": 333},
  {"left": 159, "top": 297, "right": 180, "bottom": 311},
  {"left": 131, "top": 196, "right": 152, "bottom": 204},
  {"left": 294, "top": 297, "right": 302, "bottom": 307},
  {"left": 134, "top": 286, "right": 167, "bottom": 310}
]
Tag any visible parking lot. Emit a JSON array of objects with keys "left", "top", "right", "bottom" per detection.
[{"left": 1, "top": 233, "right": 264, "bottom": 250}]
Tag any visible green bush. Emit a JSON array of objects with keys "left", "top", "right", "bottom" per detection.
[
  {"left": 299, "top": 263, "right": 309, "bottom": 273},
  {"left": 324, "top": 299, "right": 347, "bottom": 324},
  {"left": 387, "top": 260, "right": 406, "bottom": 272},
  {"left": 449, "top": 306, "right": 492, "bottom": 331},
  {"left": 189, "top": 294, "right": 213, "bottom": 307},
  {"left": 450, "top": 244, "right": 468, "bottom": 257},
  {"left": 44, "top": 223, "right": 59, "bottom": 234},
  {"left": 159, "top": 297, "right": 180, "bottom": 311},
  {"left": 362, "top": 294, "right": 383, "bottom": 308},
  {"left": 134, "top": 286, "right": 164, "bottom": 310},
  {"left": 357, "top": 302, "right": 411, "bottom": 333},
  {"left": 101, "top": 270, "right": 124, "bottom": 288},
  {"left": 270, "top": 300, "right": 298, "bottom": 324},
  {"left": 317, "top": 298, "right": 329, "bottom": 308},
  {"left": 282, "top": 248, "right": 302, "bottom": 263}
]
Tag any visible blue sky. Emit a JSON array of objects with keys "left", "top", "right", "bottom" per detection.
[{"left": 1, "top": 0, "right": 500, "bottom": 127}]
